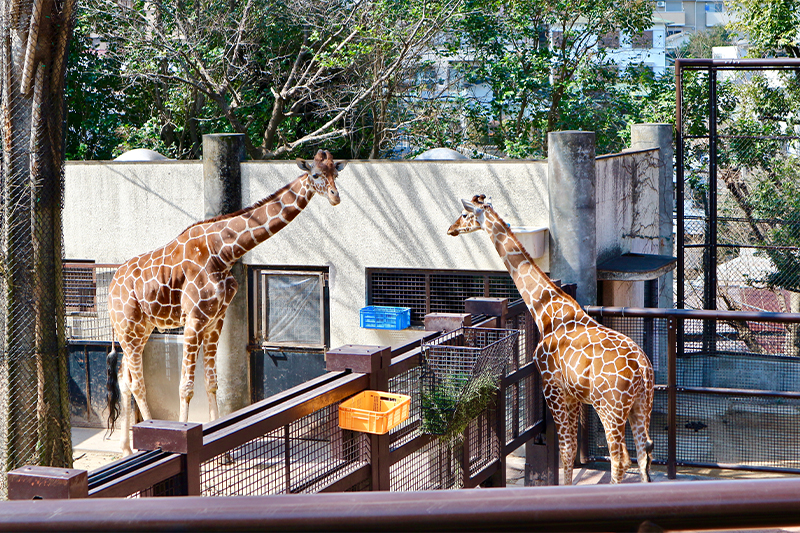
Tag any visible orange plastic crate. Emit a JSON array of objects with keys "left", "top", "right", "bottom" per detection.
[{"left": 338, "top": 391, "right": 411, "bottom": 435}]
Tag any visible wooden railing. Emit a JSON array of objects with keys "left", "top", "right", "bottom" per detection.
[{"left": 10, "top": 297, "right": 553, "bottom": 499}]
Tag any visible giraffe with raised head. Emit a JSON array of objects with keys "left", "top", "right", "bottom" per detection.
[
  {"left": 106, "top": 149, "right": 347, "bottom": 455},
  {"left": 448, "top": 195, "right": 654, "bottom": 484}
]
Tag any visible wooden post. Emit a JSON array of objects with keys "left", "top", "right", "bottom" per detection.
[
  {"left": 133, "top": 420, "right": 203, "bottom": 496},
  {"left": 7, "top": 466, "right": 88, "bottom": 500},
  {"left": 326, "top": 345, "right": 391, "bottom": 491},
  {"left": 464, "top": 297, "right": 508, "bottom": 487}
]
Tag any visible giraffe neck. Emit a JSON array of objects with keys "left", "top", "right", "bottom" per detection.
[
  {"left": 211, "top": 175, "right": 313, "bottom": 265},
  {"left": 482, "top": 208, "right": 585, "bottom": 335}
]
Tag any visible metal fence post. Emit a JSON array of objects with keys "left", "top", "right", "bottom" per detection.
[
  {"left": 667, "top": 315, "right": 678, "bottom": 479},
  {"left": 7, "top": 466, "right": 88, "bottom": 500},
  {"left": 132, "top": 420, "right": 203, "bottom": 495}
]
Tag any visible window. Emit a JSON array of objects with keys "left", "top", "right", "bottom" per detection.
[
  {"left": 249, "top": 267, "right": 329, "bottom": 349},
  {"left": 64, "top": 260, "right": 98, "bottom": 314},
  {"left": 366, "top": 268, "right": 522, "bottom": 325}
]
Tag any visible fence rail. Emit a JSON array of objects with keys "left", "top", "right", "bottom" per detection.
[
  {"left": 3, "top": 478, "right": 800, "bottom": 532},
  {"left": 585, "top": 306, "right": 800, "bottom": 478},
  {"left": 12, "top": 297, "right": 549, "bottom": 499}
]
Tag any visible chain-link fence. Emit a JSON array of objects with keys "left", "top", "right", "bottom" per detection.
[
  {"left": 1, "top": 0, "right": 76, "bottom": 494},
  {"left": 677, "top": 59, "right": 800, "bottom": 328}
]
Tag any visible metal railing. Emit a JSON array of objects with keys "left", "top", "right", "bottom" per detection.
[
  {"left": 585, "top": 306, "right": 800, "bottom": 478},
  {"left": 11, "top": 297, "right": 548, "bottom": 499}
]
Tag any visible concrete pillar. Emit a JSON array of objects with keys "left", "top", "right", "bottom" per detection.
[
  {"left": 203, "top": 134, "right": 245, "bottom": 219},
  {"left": 202, "top": 133, "right": 250, "bottom": 417},
  {"left": 548, "top": 131, "right": 597, "bottom": 306},
  {"left": 631, "top": 124, "right": 674, "bottom": 308}
]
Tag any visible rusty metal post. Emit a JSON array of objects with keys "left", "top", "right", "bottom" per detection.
[
  {"left": 327, "top": 345, "right": 391, "bottom": 491},
  {"left": 667, "top": 315, "right": 678, "bottom": 479},
  {"left": 7, "top": 466, "right": 88, "bottom": 500},
  {"left": 132, "top": 420, "right": 203, "bottom": 495}
]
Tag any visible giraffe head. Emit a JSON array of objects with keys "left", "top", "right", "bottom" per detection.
[
  {"left": 447, "top": 194, "right": 492, "bottom": 236},
  {"left": 296, "top": 149, "right": 346, "bottom": 206}
]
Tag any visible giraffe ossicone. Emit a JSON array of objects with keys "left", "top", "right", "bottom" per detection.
[
  {"left": 106, "top": 150, "right": 347, "bottom": 456},
  {"left": 448, "top": 194, "right": 654, "bottom": 484}
]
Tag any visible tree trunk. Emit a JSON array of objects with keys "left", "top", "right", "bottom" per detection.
[{"left": 1, "top": 0, "right": 75, "bottom": 476}]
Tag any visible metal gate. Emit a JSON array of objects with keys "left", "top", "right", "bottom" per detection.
[{"left": 676, "top": 58, "right": 800, "bottom": 324}]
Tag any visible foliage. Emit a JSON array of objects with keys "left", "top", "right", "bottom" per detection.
[
  {"left": 446, "top": 0, "right": 653, "bottom": 158},
  {"left": 674, "top": 25, "right": 736, "bottom": 59},
  {"left": 421, "top": 371, "right": 498, "bottom": 440},
  {"left": 73, "top": 0, "right": 463, "bottom": 160},
  {"left": 65, "top": 17, "right": 148, "bottom": 160},
  {"left": 729, "top": 0, "right": 800, "bottom": 58}
]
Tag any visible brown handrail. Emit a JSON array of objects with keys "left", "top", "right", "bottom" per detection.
[{"left": 3, "top": 479, "right": 800, "bottom": 532}]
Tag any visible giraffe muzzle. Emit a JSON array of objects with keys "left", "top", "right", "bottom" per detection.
[{"left": 327, "top": 189, "right": 341, "bottom": 206}]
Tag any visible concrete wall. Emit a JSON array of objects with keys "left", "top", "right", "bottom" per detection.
[
  {"left": 64, "top": 137, "right": 671, "bottom": 424},
  {"left": 595, "top": 148, "right": 667, "bottom": 308},
  {"left": 65, "top": 159, "right": 549, "bottom": 349}
]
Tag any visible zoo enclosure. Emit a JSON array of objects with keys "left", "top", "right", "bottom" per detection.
[
  {"left": 676, "top": 58, "right": 800, "bottom": 318},
  {"left": 584, "top": 306, "right": 800, "bottom": 478},
  {"left": 13, "top": 297, "right": 551, "bottom": 499}
]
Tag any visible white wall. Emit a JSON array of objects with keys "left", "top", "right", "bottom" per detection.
[{"left": 64, "top": 159, "right": 549, "bottom": 348}]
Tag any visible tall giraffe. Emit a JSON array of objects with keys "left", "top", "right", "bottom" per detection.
[
  {"left": 448, "top": 195, "right": 654, "bottom": 484},
  {"left": 106, "top": 150, "right": 347, "bottom": 455}
]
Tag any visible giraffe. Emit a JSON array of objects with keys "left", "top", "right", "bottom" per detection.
[
  {"left": 106, "top": 149, "right": 347, "bottom": 456},
  {"left": 447, "top": 195, "right": 654, "bottom": 484}
]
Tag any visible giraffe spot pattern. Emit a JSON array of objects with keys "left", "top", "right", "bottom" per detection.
[{"left": 107, "top": 150, "right": 346, "bottom": 456}]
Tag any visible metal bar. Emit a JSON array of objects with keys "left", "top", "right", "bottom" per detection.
[
  {"left": 503, "top": 419, "right": 545, "bottom": 456},
  {"left": 89, "top": 455, "right": 183, "bottom": 499},
  {"left": 318, "top": 464, "right": 370, "bottom": 493},
  {"left": 676, "top": 59, "right": 685, "bottom": 311},
  {"left": 703, "top": 66, "right": 718, "bottom": 361},
  {"left": 667, "top": 315, "right": 677, "bottom": 480},
  {"left": 10, "top": 478, "right": 800, "bottom": 532},
  {"left": 203, "top": 371, "right": 353, "bottom": 435},
  {"left": 671, "top": 461, "right": 800, "bottom": 476},
  {"left": 675, "top": 57, "right": 800, "bottom": 68},
  {"left": 676, "top": 386, "right": 800, "bottom": 400},
  {"left": 584, "top": 306, "right": 800, "bottom": 323}
]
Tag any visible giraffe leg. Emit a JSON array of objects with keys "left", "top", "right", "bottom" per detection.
[
  {"left": 202, "top": 323, "right": 221, "bottom": 421},
  {"left": 179, "top": 326, "right": 202, "bottom": 423},
  {"left": 117, "top": 361, "right": 134, "bottom": 457},
  {"left": 544, "top": 385, "right": 581, "bottom": 485},
  {"left": 599, "top": 413, "right": 631, "bottom": 484},
  {"left": 629, "top": 392, "right": 654, "bottom": 482},
  {"left": 117, "top": 337, "right": 152, "bottom": 455}
]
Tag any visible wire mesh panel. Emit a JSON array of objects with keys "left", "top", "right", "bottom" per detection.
[
  {"left": 1, "top": 0, "right": 77, "bottom": 493},
  {"left": 678, "top": 61, "right": 800, "bottom": 318},
  {"left": 590, "top": 310, "right": 800, "bottom": 474},
  {"left": 64, "top": 264, "right": 118, "bottom": 342},
  {"left": 199, "top": 402, "right": 369, "bottom": 496},
  {"left": 419, "top": 328, "right": 518, "bottom": 437}
]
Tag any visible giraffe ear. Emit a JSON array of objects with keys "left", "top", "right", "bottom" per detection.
[
  {"left": 335, "top": 161, "right": 347, "bottom": 172},
  {"left": 296, "top": 158, "right": 311, "bottom": 172},
  {"left": 461, "top": 199, "right": 475, "bottom": 212}
]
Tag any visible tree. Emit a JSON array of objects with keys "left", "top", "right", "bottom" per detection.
[
  {"left": 729, "top": 0, "right": 800, "bottom": 58},
  {"left": 450, "top": 0, "right": 653, "bottom": 157},
  {"left": 79, "top": 0, "right": 463, "bottom": 160},
  {"left": 1, "top": 0, "right": 74, "bottom": 472}
]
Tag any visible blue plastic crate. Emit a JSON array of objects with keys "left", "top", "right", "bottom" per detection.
[{"left": 359, "top": 306, "right": 411, "bottom": 330}]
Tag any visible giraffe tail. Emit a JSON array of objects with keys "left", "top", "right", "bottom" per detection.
[{"left": 106, "top": 347, "right": 121, "bottom": 438}]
